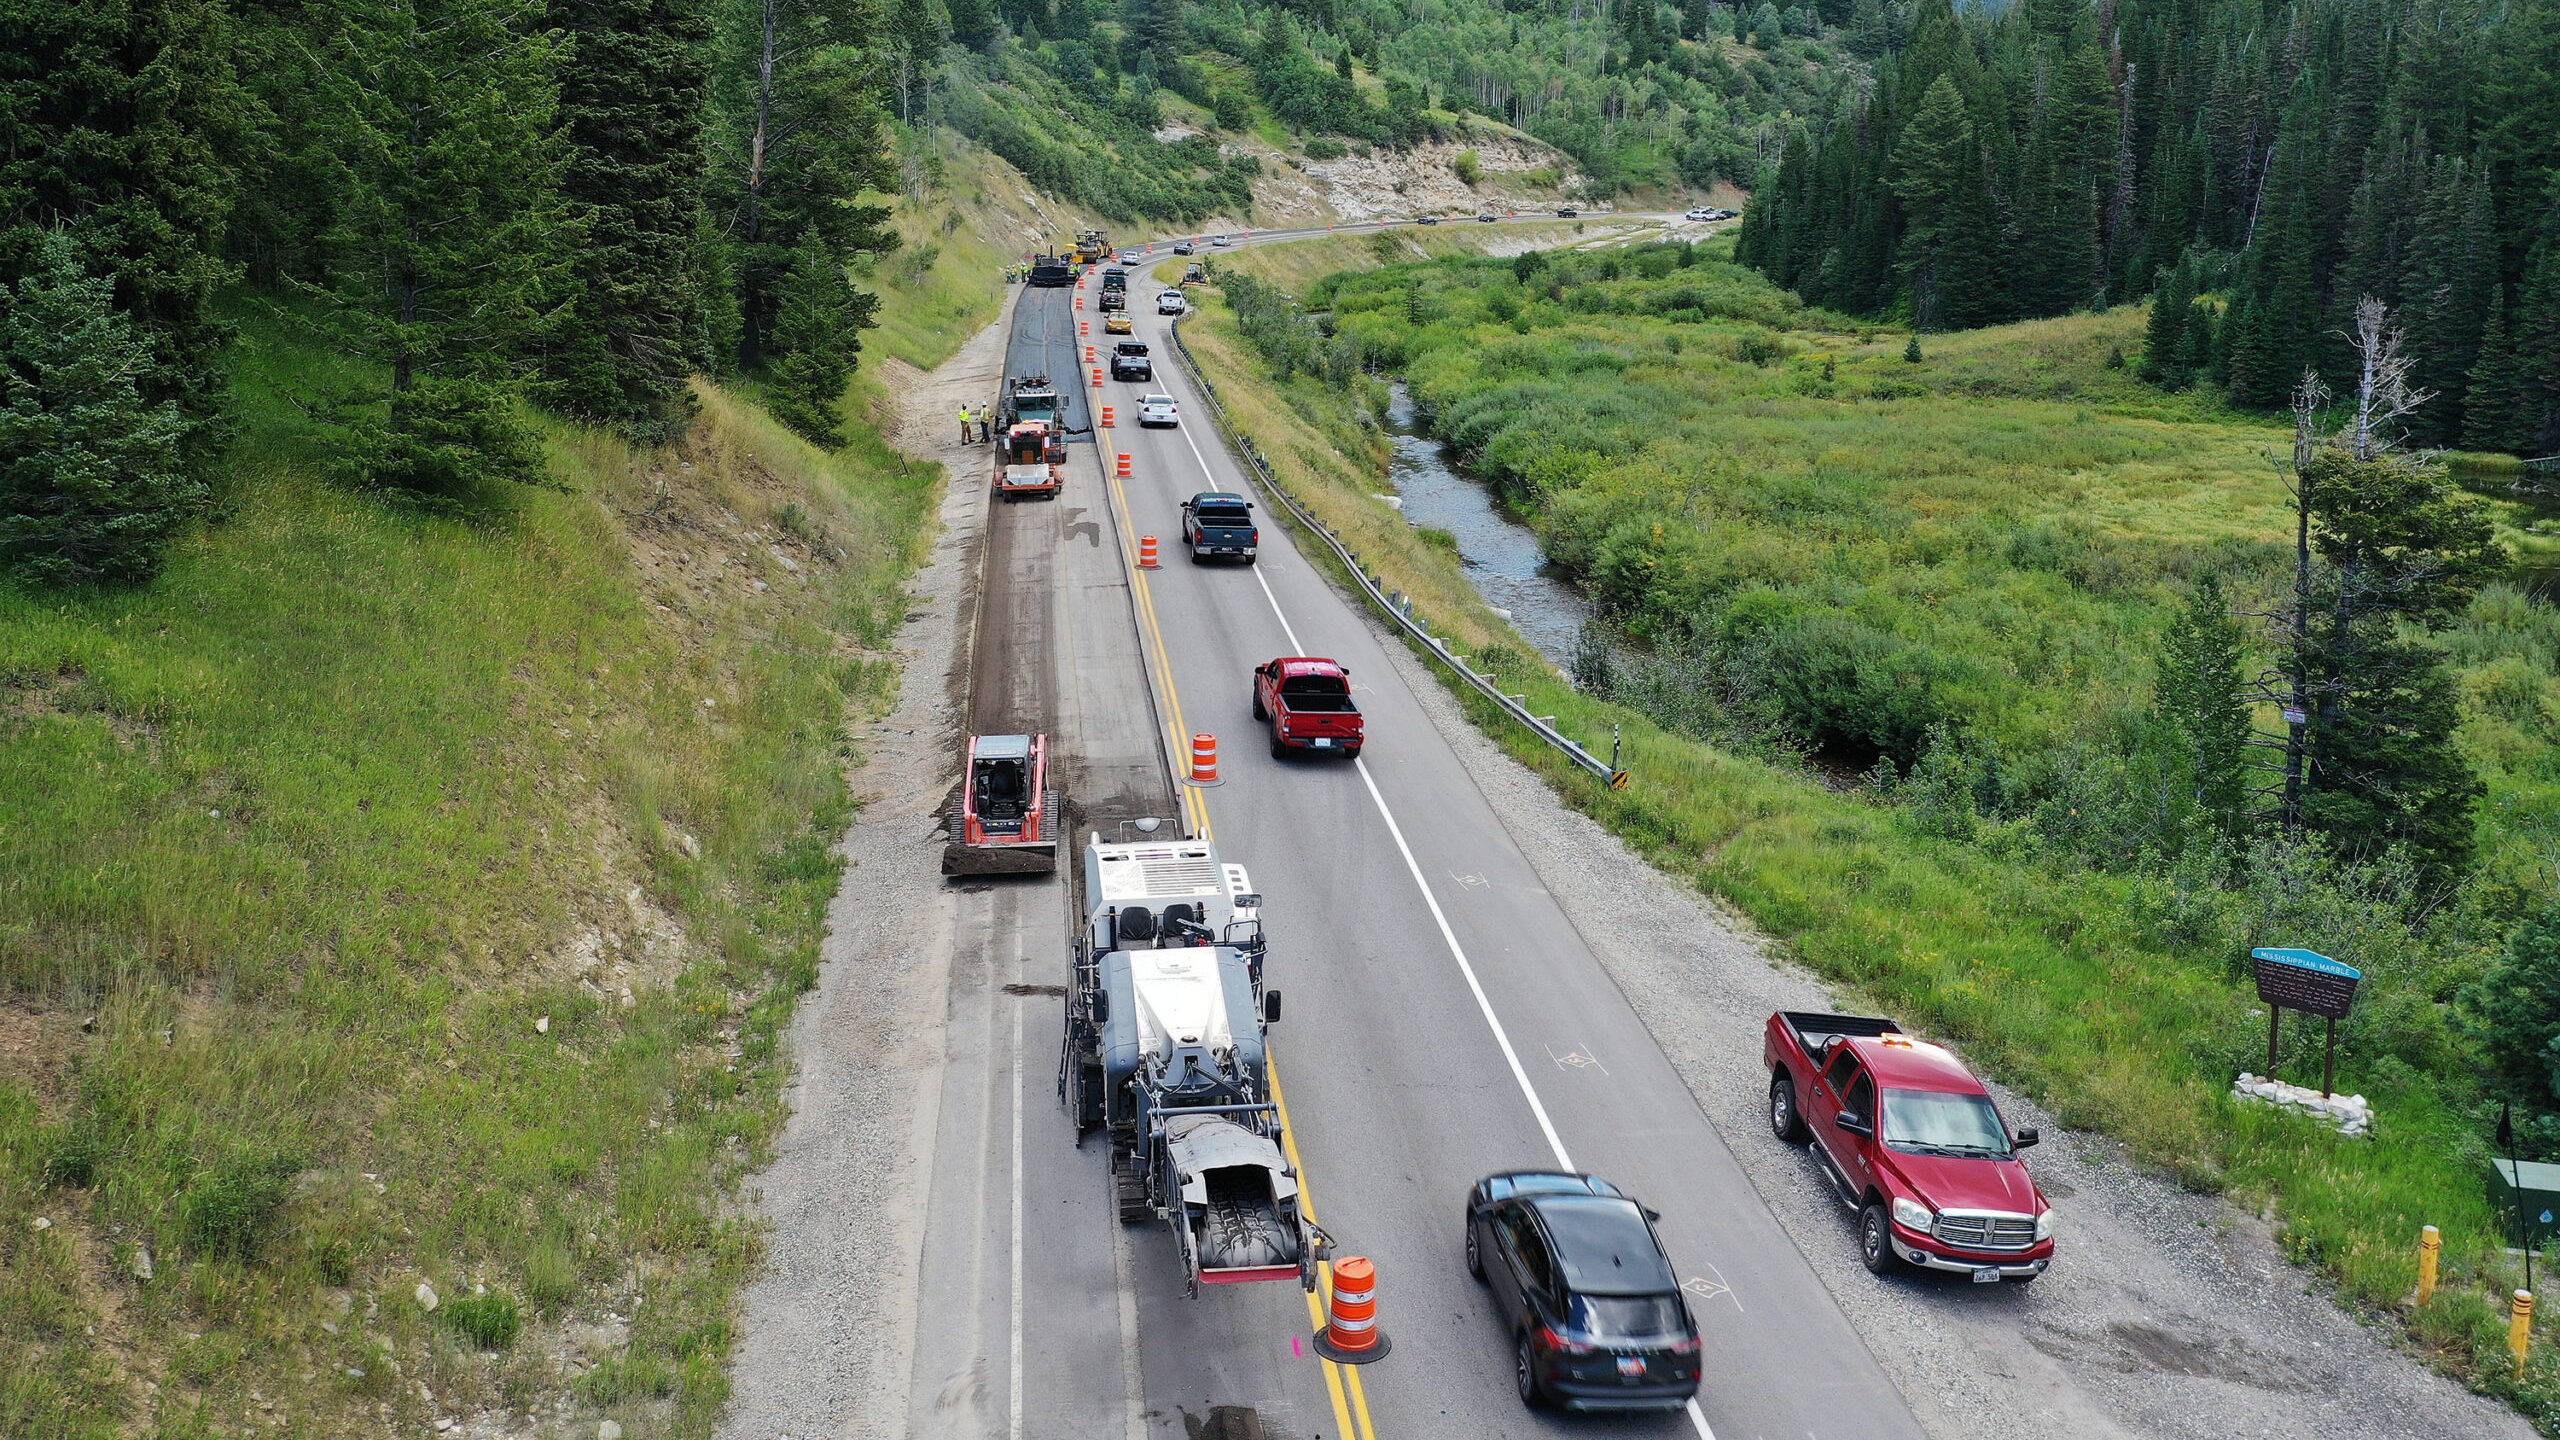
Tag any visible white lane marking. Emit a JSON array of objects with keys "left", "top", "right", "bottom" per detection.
[
  {"left": 1008, "top": 995, "right": 1025, "bottom": 1440},
  {"left": 1248, "top": 517, "right": 1722, "bottom": 1440}
]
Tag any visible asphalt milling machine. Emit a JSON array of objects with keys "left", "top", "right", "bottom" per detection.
[
  {"left": 1060, "top": 833, "right": 1316, "bottom": 1295},
  {"left": 941, "top": 734, "right": 1061, "bottom": 876}
]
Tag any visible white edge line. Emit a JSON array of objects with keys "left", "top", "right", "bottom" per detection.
[{"left": 1008, "top": 997, "right": 1025, "bottom": 1440}]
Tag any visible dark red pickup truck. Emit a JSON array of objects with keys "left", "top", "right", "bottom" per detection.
[
  {"left": 1764, "top": 1012, "right": 2054, "bottom": 1282},
  {"left": 1251, "top": 657, "right": 1363, "bottom": 760}
]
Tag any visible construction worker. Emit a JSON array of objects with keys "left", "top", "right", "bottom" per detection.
[{"left": 959, "top": 403, "right": 971, "bottom": 444}]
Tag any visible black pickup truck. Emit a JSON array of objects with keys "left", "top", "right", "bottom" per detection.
[
  {"left": 1181, "top": 492, "right": 1256, "bottom": 563},
  {"left": 1110, "top": 341, "right": 1153, "bottom": 382}
]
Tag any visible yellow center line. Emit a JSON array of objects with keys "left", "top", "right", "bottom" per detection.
[{"left": 1094, "top": 365, "right": 1379, "bottom": 1440}]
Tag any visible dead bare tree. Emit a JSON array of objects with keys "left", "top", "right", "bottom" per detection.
[{"left": 2342, "top": 294, "right": 2434, "bottom": 462}]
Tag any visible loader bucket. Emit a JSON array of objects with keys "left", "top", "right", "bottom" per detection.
[{"left": 941, "top": 841, "right": 1057, "bottom": 877}]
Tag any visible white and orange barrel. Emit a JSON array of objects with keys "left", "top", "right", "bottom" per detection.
[
  {"left": 1091, "top": 369, "right": 1104, "bottom": 388},
  {"left": 1100, "top": 406, "right": 1114, "bottom": 428},
  {"left": 1116, "top": 452, "right": 1133, "bottom": 478},
  {"left": 1138, "top": 534, "right": 1159, "bottom": 568},
  {"left": 1313, "top": 1256, "right": 1389, "bottom": 1362},
  {"left": 1189, "top": 733, "right": 1221, "bottom": 785}
]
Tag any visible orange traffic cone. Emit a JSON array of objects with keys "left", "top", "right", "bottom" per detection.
[
  {"left": 1116, "top": 452, "right": 1132, "bottom": 478},
  {"left": 1090, "top": 369, "right": 1104, "bottom": 388},
  {"left": 1137, "top": 534, "right": 1159, "bottom": 568},
  {"left": 1188, "top": 733, "right": 1222, "bottom": 786},
  {"left": 1100, "top": 406, "right": 1114, "bottom": 428},
  {"left": 1313, "top": 1256, "right": 1388, "bottom": 1362}
]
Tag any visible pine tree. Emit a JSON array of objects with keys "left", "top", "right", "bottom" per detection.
[
  {"left": 0, "top": 0, "right": 244, "bottom": 487},
  {"left": 2512, "top": 178, "right": 2560, "bottom": 456},
  {"left": 950, "top": 0, "right": 998, "bottom": 50},
  {"left": 0, "top": 233, "right": 201, "bottom": 586},
  {"left": 301, "top": 0, "right": 571, "bottom": 495},
  {"left": 547, "top": 0, "right": 715, "bottom": 438},
  {"left": 1888, "top": 74, "right": 1974, "bottom": 330},
  {"left": 708, "top": 0, "right": 897, "bottom": 374},
  {"left": 2152, "top": 573, "right": 2252, "bottom": 838},
  {"left": 2140, "top": 259, "right": 2195, "bottom": 387},
  {"left": 2463, "top": 287, "right": 2522, "bottom": 453},
  {"left": 2402, "top": 156, "right": 2499, "bottom": 445},
  {"left": 763, "top": 238, "right": 874, "bottom": 447}
]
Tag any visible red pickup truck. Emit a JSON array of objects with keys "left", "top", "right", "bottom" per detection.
[
  {"left": 1251, "top": 657, "right": 1363, "bottom": 760},
  {"left": 1764, "top": 1012, "right": 2054, "bottom": 1282}
]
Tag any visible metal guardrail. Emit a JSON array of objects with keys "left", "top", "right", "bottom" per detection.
[{"left": 1163, "top": 316, "right": 1629, "bottom": 790}]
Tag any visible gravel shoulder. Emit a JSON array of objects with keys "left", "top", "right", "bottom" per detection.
[
  {"left": 1371, "top": 631, "right": 2533, "bottom": 1440},
  {"left": 716, "top": 299, "right": 1014, "bottom": 1440}
]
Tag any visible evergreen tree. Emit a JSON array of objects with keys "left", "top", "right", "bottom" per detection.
[
  {"left": 763, "top": 238, "right": 874, "bottom": 447},
  {"left": 949, "top": 0, "right": 998, "bottom": 50},
  {"left": 0, "top": 0, "right": 244, "bottom": 487},
  {"left": 2402, "top": 156, "right": 2499, "bottom": 445},
  {"left": 2465, "top": 904, "right": 2560, "bottom": 1128},
  {"left": 1888, "top": 74, "right": 1973, "bottom": 330},
  {"left": 0, "top": 233, "right": 201, "bottom": 587},
  {"left": 2140, "top": 259, "right": 2195, "bottom": 387},
  {"left": 708, "top": 0, "right": 897, "bottom": 374},
  {"left": 300, "top": 0, "right": 570, "bottom": 495},
  {"left": 2513, "top": 178, "right": 2560, "bottom": 455},
  {"left": 547, "top": 0, "right": 715, "bottom": 438},
  {"left": 2152, "top": 572, "right": 2252, "bottom": 838},
  {"left": 2463, "top": 287, "right": 2523, "bottom": 453}
]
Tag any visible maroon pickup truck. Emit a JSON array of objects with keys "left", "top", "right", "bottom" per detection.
[
  {"left": 1765, "top": 1012, "right": 2054, "bottom": 1282},
  {"left": 1251, "top": 657, "right": 1363, "bottom": 760}
]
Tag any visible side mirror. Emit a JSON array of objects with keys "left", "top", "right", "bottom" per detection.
[
  {"left": 2013, "top": 1128, "right": 2039, "bottom": 1149},
  {"left": 1642, "top": 1206, "right": 1662, "bottom": 1223},
  {"left": 1834, "top": 1111, "right": 1871, "bottom": 1138},
  {"left": 1263, "top": 990, "right": 1283, "bottom": 1025}
]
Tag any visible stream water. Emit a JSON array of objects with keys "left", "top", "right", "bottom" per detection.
[{"left": 1382, "top": 384, "right": 1592, "bottom": 668}]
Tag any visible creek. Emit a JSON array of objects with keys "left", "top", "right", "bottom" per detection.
[{"left": 1381, "top": 383, "right": 1592, "bottom": 668}]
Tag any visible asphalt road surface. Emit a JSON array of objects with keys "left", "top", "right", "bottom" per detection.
[{"left": 897, "top": 232, "right": 1926, "bottom": 1440}]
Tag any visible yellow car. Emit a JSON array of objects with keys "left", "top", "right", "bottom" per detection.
[{"left": 1104, "top": 312, "right": 1134, "bottom": 335}]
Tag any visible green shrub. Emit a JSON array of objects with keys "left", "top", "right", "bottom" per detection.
[
  {"left": 179, "top": 1150, "right": 300, "bottom": 1261},
  {"left": 438, "top": 1289, "right": 523, "bottom": 1350},
  {"left": 1304, "top": 137, "right": 1346, "bottom": 160}
]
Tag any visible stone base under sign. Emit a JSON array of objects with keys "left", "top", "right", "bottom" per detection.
[{"left": 2232, "top": 1073, "right": 2372, "bottom": 1137}]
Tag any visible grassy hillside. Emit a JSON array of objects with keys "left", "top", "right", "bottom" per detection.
[
  {"left": 1174, "top": 237, "right": 2560, "bottom": 1427},
  {"left": 0, "top": 310, "right": 937, "bottom": 1438}
]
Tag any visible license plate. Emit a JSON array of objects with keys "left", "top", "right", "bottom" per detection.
[
  {"left": 1971, "top": 1267, "right": 2001, "bottom": 1283},
  {"left": 1311, "top": 738, "right": 1332, "bottom": 748},
  {"left": 1616, "top": 1356, "right": 1646, "bottom": 1377}
]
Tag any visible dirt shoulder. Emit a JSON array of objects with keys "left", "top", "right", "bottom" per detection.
[
  {"left": 1372, "top": 631, "right": 2533, "bottom": 1440},
  {"left": 716, "top": 298, "right": 1013, "bottom": 1440}
]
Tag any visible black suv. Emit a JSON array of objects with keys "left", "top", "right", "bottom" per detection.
[{"left": 1464, "top": 1172, "right": 1701, "bottom": 1412}]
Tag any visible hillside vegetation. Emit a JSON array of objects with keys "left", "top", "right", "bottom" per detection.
[{"left": 1178, "top": 236, "right": 2560, "bottom": 1424}]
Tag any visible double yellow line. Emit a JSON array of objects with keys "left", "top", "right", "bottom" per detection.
[{"left": 1094, "top": 413, "right": 1380, "bottom": 1440}]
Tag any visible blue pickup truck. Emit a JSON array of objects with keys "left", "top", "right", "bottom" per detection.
[{"left": 1181, "top": 492, "right": 1257, "bottom": 564}]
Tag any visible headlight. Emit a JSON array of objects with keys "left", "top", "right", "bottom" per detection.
[
  {"left": 2035, "top": 1209, "right": 2057, "bottom": 1241},
  {"left": 1890, "top": 1195, "right": 1934, "bottom": 1232}
]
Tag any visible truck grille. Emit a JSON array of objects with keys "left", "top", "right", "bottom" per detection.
[{"left": 1931, "top": 1211, "right": 2038, "bottom": 1252}]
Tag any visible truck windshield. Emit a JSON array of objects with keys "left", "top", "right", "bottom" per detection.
[
  {"left": 1880, "top": 1089, "right": 2011, "bottom": 1158},
  {"left": 1566, "top": 1293, "right": 1685, "bottom": 1340}
]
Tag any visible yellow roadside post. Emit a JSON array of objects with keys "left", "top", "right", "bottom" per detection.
[
  {"left": 2512, "top": 1289, "right": 2534, "bottom": 1380},
  {"left": 2417, "top": 1226, "right": 2440, "bottom": 1306}
]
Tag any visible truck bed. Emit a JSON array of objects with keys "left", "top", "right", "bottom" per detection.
[
  {"left": 1279, "top": 693, "right": 1357, "bottom": 713},
  {"left": 1778, "top": 1011, "right": 1901, "bottom": 1058}
]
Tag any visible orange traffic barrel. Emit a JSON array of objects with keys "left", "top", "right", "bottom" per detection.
[
  {"left": 1086, "top": 345, "right": 1097, "bottom": 363},
  {"left": 1138, "top": 534, "right": 1159, "bottom": 568},
  {"left": 1100, "top": 406, "right": 1114, "bottom": 428},
  {"left": 1075, "top": 296, "right": 1084, "bottom": 310},
  {"left": 1313, "top": 1256, "right": 1389, "bottom": 1362},
  {"left": 1116, "top": 452, "right": 1133, "bottom": 478},
  {"left": 1091, "top": 368, "right": 1104, "bottom": 388},
  {"left": 1189, "top": 733, "right": 1222, "bottom": 786},
  {"left": 1080, "top": 319, "right": 1090, "bottom": 335}
]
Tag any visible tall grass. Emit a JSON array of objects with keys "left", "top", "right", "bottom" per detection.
[
  {"left": 0, "top": 309, "right": 936, "bottom": 1437},
  {"left": 1182, "top": 242, "right": 2560, "bottom": 1432}
]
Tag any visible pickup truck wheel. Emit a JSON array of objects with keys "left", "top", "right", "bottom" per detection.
[
  {"left": 1859, "top": 1201, "right": 1903, "bottom": 1275},
  {"left": 1769, "top": 1073, "right": 1810, "bottom": 1144},
  {"left": 1252, "top": 690, "right": 1267, "bottom": 721},
  {"left": 1243, "top": 553, "right": 1258, "bottom": 566},
  {"left": 1270, "top": 732, "right": 1289, "bottom": 761},
  {"left": 1340, "top": 746, "right": 1360, "bottom": 760},
  {"left": 1514, "top": 1333, "right": 1547, "bottom": 1409}
]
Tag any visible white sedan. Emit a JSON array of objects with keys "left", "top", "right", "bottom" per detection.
[
  {"left": 1684, "top": 206, "right": 1715, "bottom": 221},
  {"left": 1157, "top": 290, "right": 1186, "bottom": 315},
  {"left": 1137, "top": 394, "right": 1179, "bottom": 427}
]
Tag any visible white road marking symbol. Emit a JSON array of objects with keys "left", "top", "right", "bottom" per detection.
[
  {"left": 1543, "top": 1042, "right": 1606, "bottom": 1075},
  {"left": 1452, "top": 871, "right": 1487, "bottom": 890},
  {"left": 1684, "top": 1263, "right": 1742, "bottom": 1311}
]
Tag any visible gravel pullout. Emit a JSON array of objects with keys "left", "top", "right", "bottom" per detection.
[
  {"left": 1372, "top": 632, "right": 2532, "bottom": 1440},
  {"left": 716, "top": 300, "right": 1015, "bottom": 1440}
]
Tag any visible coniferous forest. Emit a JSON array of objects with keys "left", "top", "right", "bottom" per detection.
[
  {"left": 1, "top": 0, "right": 894, "bottom": 588},
  {"left": 1737, "top": 0, "right": 2560, "bottom": 454}
]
